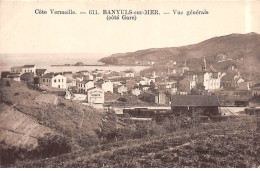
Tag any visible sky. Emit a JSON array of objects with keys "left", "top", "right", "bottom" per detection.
[{"left": 0, "top": 0, "right": 259, "bottom": 55}]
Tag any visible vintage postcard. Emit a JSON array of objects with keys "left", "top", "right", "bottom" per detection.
[{"left": 0, "top": 0, "right": 259, "bottom": 168}]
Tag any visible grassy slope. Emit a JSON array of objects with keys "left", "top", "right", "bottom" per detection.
[
  {"left": 0, "top": 79, "right": 104, "bottom": 149},
  {"left": 0, "top": 104, "right": 56, "bottom": 148},
  {"left": 16, "top": 116, "right": 260, "bottom": 168}
]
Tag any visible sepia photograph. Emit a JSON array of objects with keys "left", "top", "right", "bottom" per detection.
[{"left": 0, "top": 0, "right": 259, "bottom": 168}]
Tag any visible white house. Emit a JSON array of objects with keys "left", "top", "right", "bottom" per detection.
[
  {"left": 77, "top": 80, "right": 95, "bottom": 93},
  {"left": 110, "top": 80, "right": 123, "bottom": 86},
  {"left": 41, "top": 73, "right": 67, "bottom": 89},
  {"left": 139, "top": 77, "right": 155, "bottom": 86},
  {"left": 7, "top": 73, "right": 20, "bottom": 81},
  {"left": 142, "top": 85, "right": 150, "bottom": 92},
  {"left": 67, "top": 79, "right": 77, "bottom": 87},
  {"left": 198, "top": 72, "right": 221, "bottom": 91},
  {"left": 238, "top": 82, "right": 250, "bottom": 91},
  {"left": 22, "top": 65, "right": 36, "bottom": 74},
  {"left": 95, "top": 73, "right": 103, "bottom": 81},
  {"left": 121, "top": 71, "right": 135, "bottom": 78},
  {"left": 87, "top": 87, "right": 105, "bottom": 104},
  {"left": 203, "top": 72, "right": 221, "bottom": 91},
  {"left": 10, "top": 66, "right": 23, "bottom": 73},
  {"left": 102, "top": 81, "right": 114, "bottom": 93}
]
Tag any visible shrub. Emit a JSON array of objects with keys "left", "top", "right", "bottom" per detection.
[
  {"left": 59, "top": 102, "right": 66, "bottom": 107},
  {"left": 117, "top": 97, "right": 127, "bottom": 102},
  {"left": 36, "top": 133, "right": 72, "bottom": 158},
  {"left": 5, "top": 81, "right": 11, "bottom": 87}
]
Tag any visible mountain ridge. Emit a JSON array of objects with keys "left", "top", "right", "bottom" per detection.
[{"left": 99, "top": 32, "right": 260, "bottom": 66}]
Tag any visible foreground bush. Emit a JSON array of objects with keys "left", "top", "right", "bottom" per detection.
[
  {"left": 0, "top": 133, "right": 72, "bottom": 167},
  {"left": 36, "top": 133, "right": 72, "bottom": 158}
]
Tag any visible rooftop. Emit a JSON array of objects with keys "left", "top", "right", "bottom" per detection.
[
  {"left": 23, "top": 65, "right": 35, "bottom": 68},
  {"left": 171, "top": 95, "right": 220, "bottom": 107}
]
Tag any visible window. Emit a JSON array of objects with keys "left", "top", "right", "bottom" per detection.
[
  {"left": 62, "top": 79, "right": 63, "bottom": 82},
  {"left": 43, "top": 79, "right": 45, "bottom": 82},
  {"left": 59, "top": 79, "right": 60, "bottom": 82},
  {"left": 54, "top": 79, "right": 56, "bottom": 83}
]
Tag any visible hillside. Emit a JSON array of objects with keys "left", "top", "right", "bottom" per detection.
[
  {"left": 0, "top": 79, "right": 105, "bottom": 160},
  {"left": 99, "top": 33, "right": 260, "bottom": 79},
  {"left": 15, "top": 116, "right": 259, "bottom": 168},
  {"left": 100, "top": 33, "right": 260, "bottom": 65},
  {"left": 0, "top": 104, "right": 56, "bottom": 148}
]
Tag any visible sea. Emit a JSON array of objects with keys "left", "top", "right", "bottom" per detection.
[{"left": 0, "top": 53, "right": 150, "bottom": 73}]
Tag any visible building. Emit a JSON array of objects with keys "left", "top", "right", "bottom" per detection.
[
  {"left": 79, "top": 70, "right": 89, "bottom": 75},
  {"left": 195, "top": 58, "right": 222, "bottom": 91},
  {"left": 121, "top": 71, "right": 135, "bottom": 78},
  {"left": 126, "top": 79, "right": 137, "bottom": 90},
  {"left": 225, "top": 64, "right": 237, "bottom": 71},
  {"left": 221, "top": 71, "right": 243, "bottom": 89},
  {"left": 148, "top": 61, "right": 155, "bottom": 65},
  {"left": 67, "top": 79, "right": 77, "bottom": 87},
  {"left": 101, "top": 81, "right": 114, "bottom": 93},
  {"left": 142, "top": 85, "right": 150, "bottom": 92},
  {"left": 10, "top": 66, "right": 22, "bottom": 73},
  {"left": 197, "top": 72, "right": 221, "bottom": 91},
  {"left": 171, "top": 95, "right": 220, "bottom": 116},
  {"left": 95, "top": 73, "right": 103, "bottom": 81},
  {"left": 238, "top": 82, "right": 251, "bottom": 91},
  {"left": 63, "top": 71, "right": 73, "bottom": 80},
  {"left": 77, "top": 80, "right": 95, "bottom": 93},
  {"left": 178, "top": 78, "right": 197, "bottom": 93},
  {"left": 36, "top": 69, "right": 47, "bottom": 76},
  {"left": 155, "top": 92, "right": 169, "bottom": 105},
  {"left": 22, "top": 65, "right": 36, "bottom": 74},
  {"left": 41, "top": 73, "right": 67, "bottom": 89},
  {"left": 252, "top": 86, "right": 260, "bottom": 96},
  {"left": 139, "top": 77, "right": 155, "bottom": 86},
  {"left": 7, "top": 73, "right": 20, "bottom": 81},
  {"left": 216, "top": 53, "right": 227, "bottom": 62},
  {"left": 87, "top": 87, "right": 105, "bottom": 104},
  {"left": 181, "top": 61, "right": 189, "bottom": 74}
]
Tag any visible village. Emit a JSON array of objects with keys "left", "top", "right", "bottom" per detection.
[{"left": 1, "top": 55, "right": 260, "bottom": 119}]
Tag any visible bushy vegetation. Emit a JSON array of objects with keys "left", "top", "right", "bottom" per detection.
[
  {"left": 0, "top": 79, "right": 103, "bottom": 149},
  {"left": 14, "top": 116, "right": 259, "bottom": 168},
  {"left": 0, "top": 134, "right": 71, "bottom": 167},
  {"left": 97, "top": 112, "right": 202, "bottom": 143}
]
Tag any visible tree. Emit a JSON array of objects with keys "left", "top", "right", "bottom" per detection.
[
  {"left": 150, "top": 81, "right": 157, "bottom": 93},
  {"left": 190, "top": 88, "right": 200, "bottom": 95},
  {"left": 196, "top": 83, "right": 205, "bottom": 91}
]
